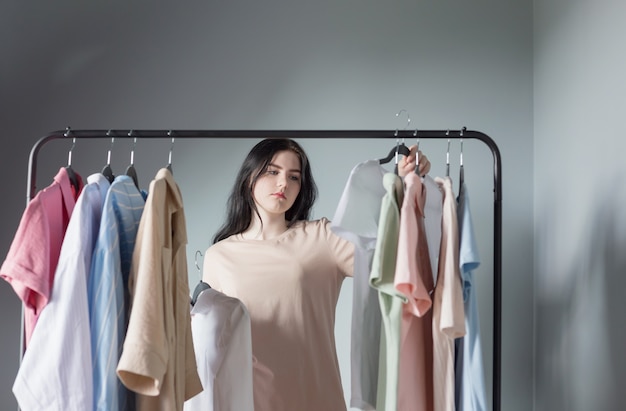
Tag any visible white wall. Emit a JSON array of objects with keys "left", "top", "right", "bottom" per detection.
[
  {"left": 533, "top": 1, "right": 626, "bottom": 409},
  {"left": 0, "top": 1, "right": 533, "bottom": 410}
]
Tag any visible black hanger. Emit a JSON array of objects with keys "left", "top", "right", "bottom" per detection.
[
  {"left": 125, "top": 133, "right": 139, "bottom": 189},
  {"left": 102, "top": 166, "right": 114, "bottom": 183},
  {"left": 66, "top": 165, "right": 80, "bottom": 192},
  {"left": 379, "top": 109, "right": 412, "bottom": 174},
  {"left": 190, "top": 250, "right": 211, "bottom": 306},
  {"left": 379, "top": 141, "right": 410, "bottom": 175},
  {"left": 64, "top": 131, "right": 80, "bottom": 192},
  {"left": 125, "top": 165, "right": 138, "bottom": 189},
  {"left": 191, "top": 281, "right": 211, "bottom": 306},
  {"left": 378, "top": 142, "right": 411, "bottom": 164},
  {"left": 102, "top": 133, "right": 115, "bottom": 183}
]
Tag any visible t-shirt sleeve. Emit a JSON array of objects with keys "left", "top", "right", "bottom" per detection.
[
  {"left": 322, "top": 218, "right": 354, "bottom": 278},
  {"left": 330, "top": 161, "right": 384, "bottom": 250},
  {"left": 0, "top": 197, "right": 51, "bottom": 313}
]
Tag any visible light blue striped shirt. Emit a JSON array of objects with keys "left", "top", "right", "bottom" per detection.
[
  {"left": 88, "top": 175, "right": 146, "bottom": 411},
  {"left": 455, "top": 182, "right": 487, "bottom": 411}
]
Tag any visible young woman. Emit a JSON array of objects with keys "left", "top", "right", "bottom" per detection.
[{"left": 203, "top": 138, "right": 430, "bottom": 411}]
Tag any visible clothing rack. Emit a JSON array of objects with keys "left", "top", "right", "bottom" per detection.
[{"left": 25, "top": 129, "right": 502, "bottom": 411}]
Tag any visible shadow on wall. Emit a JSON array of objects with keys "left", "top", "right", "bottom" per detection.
[{"left": 535, "top": 178, "right": 626, "bottom": 411}]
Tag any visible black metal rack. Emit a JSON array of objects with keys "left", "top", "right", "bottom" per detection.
[{"left": 25, "top": 129, "right": 502, "bottom": 411}]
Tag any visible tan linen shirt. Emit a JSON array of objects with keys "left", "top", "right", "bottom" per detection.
[{"left": 117, "top": 168, "right": 203, "bottom": 411}]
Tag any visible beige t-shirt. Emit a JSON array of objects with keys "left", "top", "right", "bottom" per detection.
[
  {"left": 204, "top": 218, "right": 354, "bottom": 411},
  {"left": 432, "top": 176, "right": 466, "bottom": 411}
]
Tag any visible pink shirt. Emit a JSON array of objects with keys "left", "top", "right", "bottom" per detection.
[
  {"left": 432, "top": 176, "right": 466, "bottom": 411},
  {"left": 0, "top": 167, "right": 82, "bottom": 347},
  {"left": 394, "top": 172, "right": 435, "bottom": 411}
]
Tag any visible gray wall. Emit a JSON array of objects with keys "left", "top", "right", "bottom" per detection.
[
  {"left": 0, "top": 1, "right": 533, "bottom": 410},
  {"left": 533, "top": 1, "right": 626, "bottom": 410}
]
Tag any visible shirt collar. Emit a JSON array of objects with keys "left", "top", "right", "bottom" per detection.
[{"left": 53, "top": 167, "right": 83, "bottom": 216}]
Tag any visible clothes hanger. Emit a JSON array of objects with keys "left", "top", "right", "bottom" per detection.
[
  {"left": 166, "top": 132, "right": 174, "bottom": 174},
  {"left": 124, "top": 131, "right": 139, "bottom": 189},
  {"left": 413, "top": 129, "right": 422, "bottom": 176},
  {"left": 445, "top": 129, "right": 451, "bottom": 178},
  {"left": 102, "top": 131, "right": 115, "bottom": 183},
  {"left": 190, "top": 250, "right": 210, "bottom": 306},
  {"left": 378, "top": 137, "right": 411, "bottom": 164},
  {"left": 459, "top": 127, "right": 466, "bottom": 187},
  {"left": 378, "top": 110, "right": 412, "bottom": 171},
  {"left": 64, "top": 127, "right": 80, "bottom": 192}
]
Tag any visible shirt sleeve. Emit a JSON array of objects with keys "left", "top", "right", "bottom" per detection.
[
  {"left": 322, "top": 218, "right": 355, "bottom": 278},
  {"left": 0, "top": 196, "right": 51, "bottom": 314}
]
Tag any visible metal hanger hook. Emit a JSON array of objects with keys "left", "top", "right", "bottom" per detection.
[
  {"left": 445, "top": 129, "right": 451, "bottom": 176},
  {"left": 460, "top": 127, "right": 466, "bottom": 166},
  {"left": 107, "top": 137, "right": 115, "bottom": 165},
  {"left": 194, "top": 250, "right": 203, "bottom": 279},
  {"left": 64, "top": 127, "right": 75, "bottom": 166},
  {"left": 168, "top": 134, "right": 175, "bottom": 165},
  {"left": 413, "top": 129, "right": 421, "bottom": 174},
  {"left": 394, "top": 109, "right": 411, "bottom": 137},
  {"left": 103, "top": 130, "right": 115, "bottom": 164},
  {"left": 129, "top": 131, "right": 137, "bottom": 165},
  {"left": 68, "top": 137, "right": 76, "bottom": 166}
]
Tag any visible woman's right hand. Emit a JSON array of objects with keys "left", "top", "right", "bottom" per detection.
[{"left": 398, "top": 145, "right": 431, "bottom": 177}]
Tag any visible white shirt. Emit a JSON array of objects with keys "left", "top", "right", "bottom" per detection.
[
  {"left": 184, "top": 287, "right": 254, "bottom": 411},
  {"left": 13, "top": 174, "right": 110, "bottom": 411},
  {"left": 331, "top": 159, "right": 387, "bottom": 411}
]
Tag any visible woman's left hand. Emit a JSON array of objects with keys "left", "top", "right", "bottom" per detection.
[{"left": 398, "top": 144, "right": 431, "bottom": 177}]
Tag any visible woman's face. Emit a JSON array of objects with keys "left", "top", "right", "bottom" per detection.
[{"left": 251, "top": 150, "right": 302, "bottom": 218}]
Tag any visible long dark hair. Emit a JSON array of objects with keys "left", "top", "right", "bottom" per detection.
[{"left": 212, "top": 138, "right": 318, "bottom": 243}]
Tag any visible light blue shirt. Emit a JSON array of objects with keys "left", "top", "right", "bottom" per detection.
[
  {"left": 88, "top": 175, "right": 146, "bottom": 411},
  {"left": 455, "top": 182, "right": 488, "bottom": 411}
]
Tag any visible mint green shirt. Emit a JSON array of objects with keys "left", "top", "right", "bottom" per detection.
[{"left": 369, "top": 173, "right": 406, "bottom": 411}]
